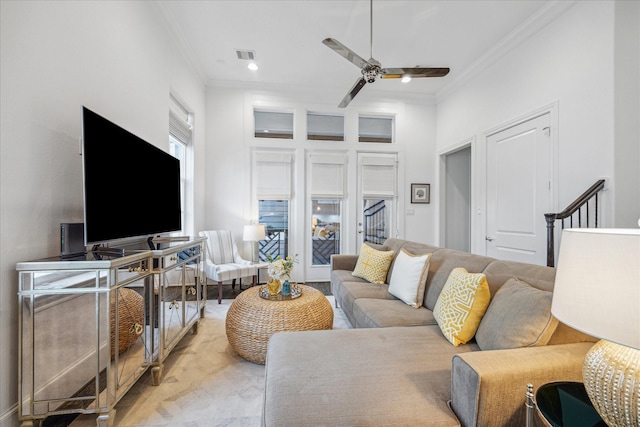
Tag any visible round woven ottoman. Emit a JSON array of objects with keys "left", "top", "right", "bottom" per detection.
[
  {"left": 225, "top": 285, "right": 333, "bottom": 364},
  {"left": 110, "top": 287, "right": 145, "bottom": 358}
]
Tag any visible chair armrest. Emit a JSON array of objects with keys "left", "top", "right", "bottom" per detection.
[
  {"left": 450, "top": 342, "right": 594, "bottom": 427},
  {"left": 203, "top": 258, "right": 219, "bottom": 276},
  {"left": 330, "top": 254, "right": 359, "bottom": 272}
]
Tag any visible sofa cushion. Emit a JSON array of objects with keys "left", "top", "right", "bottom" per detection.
[
  {"left": 433, "top": 268, "right": 490, "bottom": 346},
  {"left": 332, "top": 280, "right": 395, "bottom": 326},
  {"left": 263, "top": 326, "right": 478, "bottom": 427},
  {"left": 481, "top": 259, "right": 556, "bottom": 295},
  {"left": 385, "top": 239, "right": 439, "bottom": 283},
  {"left": 352, "top": 298, "right": 437, "bottom": 328},
  {"left": 351, "top": 243, "right": 394, "bottom": 284},
  {"left": 387, "top": 249, "right": 432, "bottom": 307},
  {"left": 424, "top": 249, "right": 495, "bottom": 310},
  {"left": 475, "top": 278, "right": 558, "bottom": 350}
]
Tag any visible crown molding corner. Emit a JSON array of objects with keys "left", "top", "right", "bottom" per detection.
[
  {"left": 152, "top": 1, "right": 208, "bottom": 86},
  {"left": 436, "top": 0, "right": 579, "bottom": 103}
]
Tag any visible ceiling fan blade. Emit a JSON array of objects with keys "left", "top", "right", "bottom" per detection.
[
  {"left": 323, "top": 38, "right": 370, "bottom": 69},
  {"left": 380, "top": 67, "right": 450, "bottom": 79},
  {"left": 338, "top": 77, "right": 367, "bottom": 108}
]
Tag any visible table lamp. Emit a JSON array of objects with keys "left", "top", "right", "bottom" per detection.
[
  {"left": 243, "top": 224, "right": 266, "bottom": 263},
  {"left": 552, "top": 228, "right": 640, "bottom": 427}
]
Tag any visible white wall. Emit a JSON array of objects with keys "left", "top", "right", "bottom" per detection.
[
  {"left": 613, "top": 0, "right": 640, "bottom": 227},
  {"left": 0, "top": 2, "right": 206, "bottom": 425},
  {"left": 204, "top": 85, "right": 439, "bottom": 272},
  {"left": 436, "top": 0, "right": 639, "bottom": 253}
]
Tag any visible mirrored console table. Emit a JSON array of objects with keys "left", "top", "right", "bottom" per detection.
[{"left": 16, "top": 236, "right": 206, "bottom": 427}]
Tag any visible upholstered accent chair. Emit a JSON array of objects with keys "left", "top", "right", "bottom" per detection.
[{"left": 199, "top": 230, "right": 257, "bottom": 303}]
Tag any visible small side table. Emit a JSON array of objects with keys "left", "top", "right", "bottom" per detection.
[{"left": 533, "top": 382, "right": 606, "bottom": 427}]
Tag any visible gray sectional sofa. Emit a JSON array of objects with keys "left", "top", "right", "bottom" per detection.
[{"left": 262, "top": 238, "right": 595, "bottom": 426}]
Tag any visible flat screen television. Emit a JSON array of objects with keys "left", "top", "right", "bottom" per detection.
[{"left": 82, "top": 106, "right": 182, "bottom": 246}]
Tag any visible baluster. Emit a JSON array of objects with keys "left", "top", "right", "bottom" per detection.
[
  {"left": 594, "top": 193, "right": 598, "bottom": 228},
  {"left": 586, "top": 200, "right": 590, "bottom": 227},
  {"left": 578, "top": 207, "right": 582, "bottom": 228}
]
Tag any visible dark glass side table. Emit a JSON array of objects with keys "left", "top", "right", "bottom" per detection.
[{"left": 534, "top": 382, "right": 606, "bottom": 427}]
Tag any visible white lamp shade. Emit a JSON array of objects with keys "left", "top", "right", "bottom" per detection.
[
  {"left": 551, "top": 228, "right": 640, "bottom": 349},
  {"left": 243, "top": 224, "right": 266, "bottom": 242}
]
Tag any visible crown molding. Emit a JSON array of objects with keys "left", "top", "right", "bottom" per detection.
[
  {"left": 436, "top": 0, "right": 579, "bottom": 102},
  {"left": 152, "top": 1, "right": 208, "bottom": 86},
  {"left": 207, "top": 79, "right": 436, "bottom": 106}
]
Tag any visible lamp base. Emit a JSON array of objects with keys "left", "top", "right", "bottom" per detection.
[{"left": 583, "top": 339, "right": 640, "bottom": 427}]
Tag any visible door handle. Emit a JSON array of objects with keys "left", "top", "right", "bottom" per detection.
[{"left": 486, "top": 236, "right": 494, "bottom": 241}]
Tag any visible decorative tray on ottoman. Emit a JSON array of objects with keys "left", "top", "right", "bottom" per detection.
[{"left": 258, "top": 283, "right": 302, "bottom": 301}]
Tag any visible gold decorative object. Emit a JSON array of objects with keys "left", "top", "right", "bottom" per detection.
[
  {"left": 130, "top": 322, "right": 144, "bottom": 336},
  {"left": 169, "top": 299, "right": 179, "bottom": 309},
  {"left": 552, "top": 228, "right": 640, "bottom": 427},
  {"left": 267, "top": 278, "right": 281, "bottom": 296},
  {"left": 583, "top": 340, "right": 639, "bottom": 427}
]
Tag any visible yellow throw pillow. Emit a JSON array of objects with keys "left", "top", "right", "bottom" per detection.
[
  {"left": 433, "top": 267, "right": 490, "bottom": 346},
  {"left": 352, "top": 243, "right": 394, "bottom": 284}
]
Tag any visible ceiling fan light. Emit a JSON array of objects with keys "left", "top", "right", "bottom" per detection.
[
  {"left": 247, "top": 62, "right": 259, "bottom": 71},
  {"left": 401, "top": 76, "right": 411, "bottom": 83}
]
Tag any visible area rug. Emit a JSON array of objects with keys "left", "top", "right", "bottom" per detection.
[{"left": 68, "top": 295, "right": 350, "bottom": 427}]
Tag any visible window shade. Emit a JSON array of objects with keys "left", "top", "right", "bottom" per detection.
[
  {"left": 309, "top": 154, "right": 346, "bottom": 198},
  {"left": 254, "top": 152, "right": 293, "bottom": 199},
  {"left": 360, "top": 155, "right": 397, "bottom": 197},
  {"left": 169, "top": 110, "right": 192, "bottom": 145}
]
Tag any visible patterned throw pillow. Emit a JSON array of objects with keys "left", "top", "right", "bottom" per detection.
[
  {"left": 433, "top": 267, "right": 490, "bottom": 346},
  {"left": 352, "top": 243, "right": 395, "bottom": 284}
]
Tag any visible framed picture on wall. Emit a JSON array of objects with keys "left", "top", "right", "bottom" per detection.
[{"left": 411, "top": 183, "right": 430, "bottom": 204}]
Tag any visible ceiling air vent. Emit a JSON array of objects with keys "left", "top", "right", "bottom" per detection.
[{"left": 236, "top": 49, "right": 256, "bottom": 61}]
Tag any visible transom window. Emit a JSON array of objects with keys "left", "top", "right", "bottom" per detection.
[
  {"left": 307, "top": 113, "right": 344, "bottom": 141},
  {"left": 358, "top": 115, "right": 394, "bottom": 143},
  {"left": 254, "top": 110, "right": 293, "bottom": 139}
]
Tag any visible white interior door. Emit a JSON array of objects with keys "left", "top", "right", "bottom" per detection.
[{"left": 486, "top": 113, "right": 552, "bottom": 265}]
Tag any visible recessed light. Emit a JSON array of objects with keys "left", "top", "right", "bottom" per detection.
[
  {"left": 248, "top": 62, "right": 259, "bottom": 71},
  {"left": 401, "top": 76, "right": 411, "bottom": 83}
]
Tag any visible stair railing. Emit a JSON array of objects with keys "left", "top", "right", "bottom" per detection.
[{"left": 544, "top": 179, "right": 605, "bottom": 267}]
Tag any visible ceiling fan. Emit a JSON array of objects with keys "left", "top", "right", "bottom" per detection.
[{"left": 323, "top": 0, "right": 450, "bottom": 108}]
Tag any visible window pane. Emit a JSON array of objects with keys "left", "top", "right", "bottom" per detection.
[
  {"left": 307, "top": 113, "right": 344, "bottom": 141},
  {"left": 363, "top": 199, "right": 390, "bottom": 244},
  {"left": 312, "top": 199, "right": 341, "bottom": 265},
  {"left": 258, "top": 200, "right": 289, "bottom": 261},
  {"left": 359, "top": 116, "right": 393, "bottom": 143},
  {"left": 254, "top": 111, "right": 293, "bottom": 139}
]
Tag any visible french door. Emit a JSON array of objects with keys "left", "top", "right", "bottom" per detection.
[
  {"left": 356, "top": 153, "right": 398, "bottom": 251},
  {"left": 306, "top": 153, "right": 347, "bottom": 281}
]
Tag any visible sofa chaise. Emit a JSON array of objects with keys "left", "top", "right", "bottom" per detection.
[{"left": 262, "top": 238, "right": 595, "bottom": 426}]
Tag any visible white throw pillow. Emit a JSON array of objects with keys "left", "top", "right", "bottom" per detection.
[{"left": 387, "top": 249, "right": 431, "bottom": 308}]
